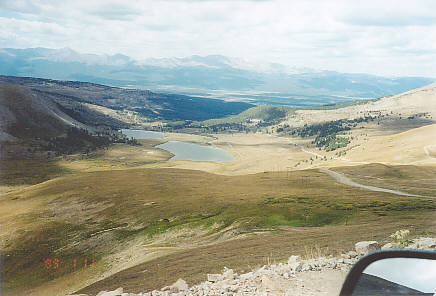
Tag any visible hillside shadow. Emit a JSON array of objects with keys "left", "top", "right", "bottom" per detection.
[{"left": 0, "top": 159, "right": 71, "bottom": 187}]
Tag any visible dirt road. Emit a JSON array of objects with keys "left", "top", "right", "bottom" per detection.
[{"left": 319, "top": 168, "right": 427, "bottom": 198}]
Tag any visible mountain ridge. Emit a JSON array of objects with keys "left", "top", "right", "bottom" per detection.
[
  {"left": 0, "top": 75, "right": 253, "bottom": 158},
  {"left": 1, "top": 47, "right": 434, "bottom": 105}
]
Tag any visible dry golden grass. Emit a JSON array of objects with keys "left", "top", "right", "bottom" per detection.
[
  {"left": 2, "top": 81, "right": 436, "bottom": 296},
  {"left": 2, "top": 108, "right": 435, "bottom": 295},
  {"left": 334, "top": 164, "right": 436, "bottom": 196},
  {"left": 283, "top": 83, "right": 436, "bottom": 128},
  {"left": 1, "top": 164, "right": 435, "bottom": 295},
  {"left": 342, "top": 124, "right": 436, "bottom": 165}
]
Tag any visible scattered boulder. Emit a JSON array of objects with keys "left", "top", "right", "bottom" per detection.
[
  {"left": 207, "top": 273, "right": 223, "bottom": 282},
  {"left": 89, "top": 236, "right": 434, "bottom": 296},
  {"left": 240, "top": 271, "right": 253, "bottom": 279},
  {"left": 289, "top": 261, "right": 302, "bottom": 273},
  {"left": 287, "top": 255, "right": 300, "bottom": 265},
  {"left": 407, "top": 237, "right": 436, "bottom": 249},
  {"left": 287, "top": 255, "right": 303, "bottom": 273},
  {"left": 381, "top": 242, "right": 393, "bottom": 250},
  {"left": 347, "top": 251, "right": 358, "bottom": 258},
  {"left": 355, "top": 241, "right": 380, "bottom": 255},
  {"left": 222, "top": 268, "right": 236, "bottom": 280},
  {"left": 341, "top": 253, "right": 351, "bottom": 259},
  {"left": 96, "top": 287, "right": 123, "bottom": 296},
  {"left": 301, "top": 263, "right": 312, "bottom": 271},
  {"left": 169, "top": 278, "right": 188, "bottom": 292}
]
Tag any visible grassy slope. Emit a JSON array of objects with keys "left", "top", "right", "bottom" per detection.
[
  {"left": 333, "top": 164, "right": 436, "bottom": 197},
  {"left": 195, "top": 96, "right": 382, "bottom": 127},
  {"left": 1, "top": 165, "right": 435, "bottom": 295},
  {"left": 198, "top": 105, "right": 294, "bottom": 126},
  {"left": 0, "top": 76, "right": 254, "bottom": 122},
  {"left": 302, "top": 98, "right": 378, "bottom": 110},
  {"left": 187, "top": 98, "right": 381, "bottom": 129},
  {"left": 0, "top": 159, "right": 71, "bottom": 187},
  {"left": 0, "top": 83, "right": 124, "bottom": 161},
  {"left": 79, "top": 214, "right": 435, "bottom": 295},
  {"left": 0, "top": 83, "right": 67, "bottom": 139}
]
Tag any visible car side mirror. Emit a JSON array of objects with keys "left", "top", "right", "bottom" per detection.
[{"left": 340, "top": 249, "right": 436, "bottom": 296}]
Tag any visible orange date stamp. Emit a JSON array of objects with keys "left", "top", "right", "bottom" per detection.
[{"left": 43, "top": 257, "right": 96, "bottom": 270}]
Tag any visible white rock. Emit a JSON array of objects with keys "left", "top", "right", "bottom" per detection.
[
  {"left": 287, "top": 255, "right": 300, "bottom": 265},
  {"left": 355, "top": 241, "right": 380, "bottom": 255},
  {"left": 381, "top": 242, "right": 393, "bottom": 250},
  {"left": 347, "top": 251, "right": 358, "bottom": 258},
  {"left": 301, "top": 263, "right": 312, "bottom": 271},
  {"left": 169, "top": 278, "right": 188, "bottom": 292},
  {"left": 413, "top": 237, "right": 436, "bottom": 249},
  {"left": 240, "top": 272, "right": 253, "bottom": 280},
  {"left": 222, "top": 268, "right": 235, "bottom": 280},
  {"left": 96, "top": 288, "right": 124, "bottom": 296},
  {"left": 317, "top": 257, "right": 327, "bottom": 266},
  {"left": 289, "top": 261, "right": 302, "bottom": 273},
  {"left": 341, "top": 253, "right": 350, "bottom": 259},
  {"left": 207, "top": 274, "right": 222, "bottom": 282}
]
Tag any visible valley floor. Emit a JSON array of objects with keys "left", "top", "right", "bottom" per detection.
[
  {"left": 145, "top": 124, "right": 436, "bottom": 175},
  {"left": 35, "top": 123, "right": 436, "bottom": 180}
]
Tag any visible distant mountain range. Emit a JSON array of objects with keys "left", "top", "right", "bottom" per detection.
[{"left": 1, "top": 47, "right": 434, "bottom": 106}]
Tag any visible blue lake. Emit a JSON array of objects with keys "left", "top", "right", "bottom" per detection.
[
  {"left": 156, "top": 141, "right": 234, "bottom": 162},
  {"left": 121, "top": 129, "right": 165, "bottom": 139}
]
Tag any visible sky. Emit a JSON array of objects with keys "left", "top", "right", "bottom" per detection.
[
  {"left": 1, "top": 0, "right": 436, "bottom": 77},
  {"left": 364, "top": 257, "right": 436, "bottom": 293}
]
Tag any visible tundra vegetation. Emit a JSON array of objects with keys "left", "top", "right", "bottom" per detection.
[{"left": 1, "top": 77, "right": 435, "bottom": 296}]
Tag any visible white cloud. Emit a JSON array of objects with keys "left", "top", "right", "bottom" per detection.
[{"left": 0, "top": 0, "right": 435, "bottom": 77}]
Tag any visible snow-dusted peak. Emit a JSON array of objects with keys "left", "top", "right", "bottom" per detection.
[
  {"left": 138, "top": 54, "right": 316, "bottom": 74},
  {"left": 1, "top": 47, "right": 132, "bottom": 66}
]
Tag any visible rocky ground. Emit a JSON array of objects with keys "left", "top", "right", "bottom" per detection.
[{"left": 69, "top": 237, "right": 435, "bottom": 296}]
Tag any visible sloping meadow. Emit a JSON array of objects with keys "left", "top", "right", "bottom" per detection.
[{"left": 1, "top": 166, "right": 435, "bottom": 294}]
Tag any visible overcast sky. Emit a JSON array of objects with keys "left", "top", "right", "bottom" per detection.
[
  {"left": 1, "top": 0, "right": 435, "bottom": 77},
  {"left": 364, "top": 258, "right": 436, "bottom": 293}
]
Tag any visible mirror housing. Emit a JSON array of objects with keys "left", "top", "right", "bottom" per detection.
[{"left": 340, "top": 249, "right": 436, "bottom": 296}]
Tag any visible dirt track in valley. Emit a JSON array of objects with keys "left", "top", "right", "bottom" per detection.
[{"left": 319, "top": 167, "right": 429, "bottom": 198}]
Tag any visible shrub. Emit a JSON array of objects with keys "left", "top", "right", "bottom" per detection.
[{"left": 389, "top": 229, "right": 412, "bottom": 247}]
